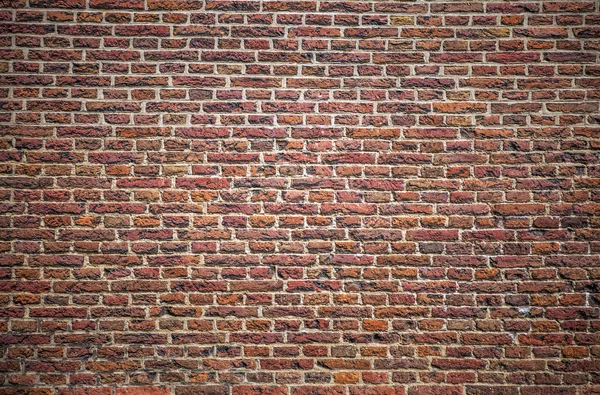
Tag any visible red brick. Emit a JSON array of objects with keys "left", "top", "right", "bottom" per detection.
[
  {"left": 116, "top": 387, "right": 171, "bottom": 395},
  {"left": 0, "top": 1, "right": 596, "bottom": 394}
]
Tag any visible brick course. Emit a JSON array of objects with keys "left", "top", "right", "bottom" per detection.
[{"left": 1, "top": 0, "right": 600, "bottom": 394}]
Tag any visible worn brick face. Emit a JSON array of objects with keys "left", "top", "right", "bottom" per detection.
[{"left": 1, "top": 0, "right": 600, "bottom": 394}]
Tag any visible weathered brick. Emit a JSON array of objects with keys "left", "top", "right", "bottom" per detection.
[{"left": 0, "top": 1, "right": 597, "bottom": 394}]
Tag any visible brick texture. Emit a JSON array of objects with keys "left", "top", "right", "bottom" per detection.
[{"left": 1, "top": 0, "right": 600, "bottom": 394}]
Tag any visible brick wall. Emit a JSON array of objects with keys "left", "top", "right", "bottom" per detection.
[{"left": 1, "top": 0, "right": 600, "bottom": 394}]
